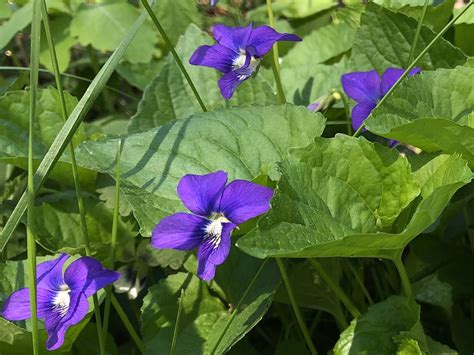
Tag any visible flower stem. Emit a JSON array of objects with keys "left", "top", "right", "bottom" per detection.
[
  {"left": 170, "top": 289, "right": 185, "bottom": 355},
  {"left": 27, "top": 0, "right": 41, "bottom": 352},
  {"left": 102, "top": 140, "right": 122, "bottom": 344},
  {"left": 346, "top": 260, "right": 373, "bottom": 305},
  {"left": 352, "top": 1, "right": 474, "bottom": 137},
  {"left": 40, "top": 2, "right": 106, "bottom": 353},
  {"left": 209, "top": 259, "right": 268, "bottom": 354},
  {"left": 407, "top": 0, "right": 429, "bottom": 65},
  {"left": 276, "top": 258, "right": 317, "bottom": 355},
  {"left": 266, "top": 0, "right": 286, "bottom": 104},
  {"left": 308, "top": 259, "right": 361, "bottom": 319},
  {"left": 141, "top": 0, "right": 208, "bottom": 112},
  {"left": 111, "top": 294, "right": 146, "bottom": 354},
  {"left": 393, "top": 253, "right": 413, "bottom": 299}
]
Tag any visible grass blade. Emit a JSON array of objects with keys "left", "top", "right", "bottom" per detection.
[
  {"left": 0, "top": 10, "right": 148, "bottom": 252},
  {"left": 26, "top": 0, "right": 42, "bottom": 352},
  {"left": 170, "top": 289, "right": 185, "bottom": 355}
]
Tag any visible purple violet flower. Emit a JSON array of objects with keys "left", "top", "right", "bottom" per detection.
[
  {"left": 1, "top": 254, "right": 120, "bottom": 350},
  {"left": 152, "top": 171, "right": 273, "bottom": 281},
  {"left": 189, "top": 23, "right": 301, "bottom": 99},
  {"left": 210, "top": 0, "right": 218, "bottom": 6},
  {"left": 341, "top": 67, "right": 421, "bottom": 132}
]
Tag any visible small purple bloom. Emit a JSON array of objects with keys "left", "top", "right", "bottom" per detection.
[
  {"left": 1, "top": 254, "right": 120, "bottom": 351},
  {"left": 152, "top": 171, "right": 273, "bottom": 281},
  {"left": 189, "top": 24, "right": 301, "bottom": 99},
  {"left": 341, "top": 67, "right": 421, "bottom": 131},
  {"left": 210, "top": 0, "right": 218, "bottom": 6},
  {"left": 307, "top": 101, "right": 321, "bottom": 112}
]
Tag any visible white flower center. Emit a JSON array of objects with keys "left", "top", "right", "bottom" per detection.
[
  {"left": 52, "top": 284, "right": 71, "bottom": 317},
  {"left": 232, "top": 49, "right": 261, "bottom": 78},
  {"left": 204, "top": 214, "right": 230, "bottom": 249}
]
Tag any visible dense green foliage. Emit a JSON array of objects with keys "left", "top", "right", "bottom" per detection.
[{"left": 0, "top": 0, "right": 473, "bottom": 354}]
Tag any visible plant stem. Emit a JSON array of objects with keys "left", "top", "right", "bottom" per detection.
[
  {"left": 141, "top": 0, "right": 207, "bottom": 112},
  {"left": 209, "top": 260, "right": 268, "bottom": 354},
  {"left": 276, "top": 258, "right": 317, "bottom": 355},
  {"left": 111, "top": 294, "right": 146, "bottom": 354},
  {"left": 87, "top": 46, "right": 114, "bottom": 112},
  {"left": 266, "top": 0, "right": 286, "bottom": 104},
  {"left": 40, "top": 3, "right": 106, "bottom": 353},
  {"left": 393, "top": 253, "right": 413, "bottom": 299},
  {"left": 346, "top": 260, "right": 373, "bottom": 305},
  {"left": 352, "top": 1, "right": 474, "bottom": 137},
  {"left": 102, "top": 140, "right": 122, "bottom": 343},
  {"left": 170, "top": 289, "right": 185, "bottom": 355},
  {"left": 0, "top": 8, "right": 148, "bottom": 253},
  {"left": 0, "top": 66, "right": 138, "bottom": 101},
  {"left": 27, "top": 0, "right": 41, "bottom": 353},
  {"left": 308, "top": 259, "right": 361, "bottom": 319},
  {"left": 407, "top": 0, "right": 429, "bottom": 65}
]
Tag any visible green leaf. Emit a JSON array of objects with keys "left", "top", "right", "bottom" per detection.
[
  {"left": 141, "top": 250, "right": 281, "bottom": 355},
  {"left": 0, "top": 3, "right": 32, "bottom": 49},
  {"left": 275, "top": 0, "right": 337, "bottom": 18},
  {"left": 454, "top": 6, "right": 474, "bottom": 56},
  {"left": 351, "top": 3, "right": 466, "bottom": 72},
  {"left": 238, "top": 137, "right": 472, "bottom": 259},
  {"left": 151, "top": 0, "right": 204, "bottom": 45},
  {"left": 0, "top": 88, "right": 95, "bottom": 189},
  {"left": 0, "top": 7, "right": 148, "bottom": 253},
  {"left": 141, "top": 273, "right": 226, "bottom": 354},
  {"left": 128, "top": 24, "right": 277, "bottom": 133},
  {"left": 70, "top": 2, "right": 157, "bottom": 64},
  {"left": 33, "top": 191, "right": 136, "bottom": 258},
  {"left": 373, "top": 0, "right": 455, "bottom": 32},
  {"left": 116, "top": 59, "right": 165, "bottom": 91},
  {"left": 273, "top": 260, "right": 345, "bottom": 320},
  {"left": 281, "top": 59, "right": 349, "bottom": 106},
  {"left": 281, "top": 22, "right": 355, "bottom": 69},
  {"left": 365, "top": 67, "right": 474, "bottom": 167},
  {"left": 39, "top": 15, "right": 75, "bottom": 72},
  {"left": 77, "top": 104, "right": 326, "bottom": 236},
  {"left": 0, "top": 256, "right": 91, "bottom": 354},
  {"left": 333, "top": 296, "right": 427, "bottom": 354}
]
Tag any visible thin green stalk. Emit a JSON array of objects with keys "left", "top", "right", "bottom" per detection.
[
  {"left": 0, "top": 10, "right": 148, "bottom": 252},
  {"left": 209, "top": 260, "right": 268, "bottom": 354},
  {"left": 27, "top": 0, "right": 41, "bottom": 352},
  {"left": 40, "top": 3, "right": 105, "bottom": 353},
  {"left": 308, "top": 259, "right": 361, "bottom": 319},
  {"left": 353, "top": 1, "right": 474, "bottom": 137},
  {"left": 266, "top": 0, "right": 286, "bottom": 104},
  {"left": 102, "top": 140, "right": 121, "bottom": 343},
  {"left": 141, "top": 0, "right": 207, "bottom": 112},
  {"left": 170, "top": 289, "right": 185, "bottom": 355},
  {"left": 339, "top": 91, "right": 352, "bottom": 135},
  {"left": 0, "top": 66, "right": 138, "bottom": 101},
  {"left": 87, "top": 46, "right": 114, "bottom": 112},
  {"left": 276, "top": 259, "right": 317, "bottom": 355},
  {"left": 346, "top": 260, "right": 373, "bottom": 305},
  {"left": 111, "top": 294, "right": 146, "bottom": 354},
  {"left": 393, "top": 253, "right": 413, "bottom": 299},
  {"left": 407, "top": 0, "right": 429, "bottom": 65}
]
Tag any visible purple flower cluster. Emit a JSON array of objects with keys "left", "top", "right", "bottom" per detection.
[
  {"left": 1, "top": 254, "right": 119, "bottom": 350},
  {"left": 190, "top": 23, "right": 301, "bottom": 99},
  {"left": 152, "top": 171, "right": 273, "bottom": 280},
  {"left": 341, "top": 67, "right": 421, "bottom": 132}
]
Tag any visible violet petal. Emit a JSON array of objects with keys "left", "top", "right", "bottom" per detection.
[
  {"left": 341, "top": 70, "right": 381, "bottom": 104},
  {"left": 44, "top": 292, "right": 89, "bottom": 351},
  {"left": 247, "top": 25, "right": 301, "bottom": 57},
  {"left": 152, "top": 212, "right": 207, "bottom": 250},
  {"left": 64, "top": 257, "right": 120, "bottom": 297},
  {"left": 177, "top": 170, "right": 227, "bottom": 216},
  {"left": 189, "top": 44, "right": 237, "bottom": 73},
  {"left": 381, "top": 67, "right": 421, "bottom": 95},
  {"left": 219, "top": 180, "right": 273, "bottom": 225},
  {"left": 213, "top": 23, "right": 253, "bottom": 52},
  {"left": 218, "top": 71, "right": 244, "bottom": 99},
  {"left": 351, "top": 101, "right": 377, "bottom": 131}
]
